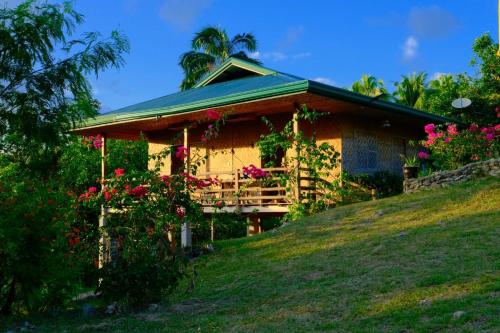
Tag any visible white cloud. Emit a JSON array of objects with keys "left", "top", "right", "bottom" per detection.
[
  {"left": 159, "top": 0, "right": 212, "bottom": 31},
  {"left": 252, "top": 51, "right": 311, "bottom": 62},
  {"left": 409, "top": 5, "right": 458, "bottom": 38},
  {"left": 402, "top": 36, "right": 418, "bottom": 61},
  {"left": 312, "top": 77, "right": 336, "bottom": 86}
]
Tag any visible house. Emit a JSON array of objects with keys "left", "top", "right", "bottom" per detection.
[{"left": 74, "top": 57, "right": 450, "bottom": 230}]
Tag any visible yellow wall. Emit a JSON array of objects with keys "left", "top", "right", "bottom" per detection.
[{"left": 145, "top": 112, "right": 419, "bottom": 178}]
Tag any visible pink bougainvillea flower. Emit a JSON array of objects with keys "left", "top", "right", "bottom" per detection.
[
  {"left": 114, "top": 168, "right": 125, "bottom": 177},
  {"left": 242, "top": 164, "right": 268, "bottom": 179},
  {"left": 418, "top": 151, "right": 430, "bottom": 159},
  {"left": 129, "top": 185, "right": 148, "bottom": 198},
  {"left": 444, "top": 137, "right": 452, "bottom": 143},
  {"left": 447, "top": 124, "right": 459, "bottom": 136},
  {"left": 176, "top": 206, "right": 186, "bottom": 219},
  {"left": 104, "top": 191, "right": 112, "bottom": 202},
  {"left": 93, "top": 134, "right": 103, "bottom": 149},
  {"left": 494, "top": 124, "right": 500, "bottom": 131},
  {"left": 175, "top": 146, "right": 189, "bottom": 160},
  {"left": 485, "top": 133, "right": 495, "bottom": 141},
  {"left": 424, "top": 123, "right": 436, "bottom": 134},
  {"left": 480, "top": 127, "right": 489, "bottom": 134},
  {"left": 468, "top": 123, "right": 479, "bottom": 132},
  {"left": 206, "top": 109, "right": 221, "bottom": 121},
  {"left": 88, "top": 186, "right": 98, "bottom": 193}
]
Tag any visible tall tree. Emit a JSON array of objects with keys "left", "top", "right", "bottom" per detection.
[
  {"left": 350, "top": 74, "right": 389, "bottom": 98},
  {"left": 179, "top": 26, "right": 260, "bottom": 90},
  {"left": 394, "top": 72, "right": 428, "bottom": 109},
  {"left": 423, "top": 33, "right": 499, "bottom": 124},
  {"left": 0, "top": 0, "right": 129, "bottom": 315},
  {"left": 0, "top": 0, "right": 129, "bottom": 173}
]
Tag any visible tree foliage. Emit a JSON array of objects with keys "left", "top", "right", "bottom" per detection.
[
  {"left": 179, "top": 26, "right": 260, "bottom": 90},
  {"left": 0, "top": 1, "right": 129, "bottom": 315},
  {"left": 350, "top": 74, "right": 389, "bottom": 99},
  {"left": 394, "top": 72, "right": 428, "bottom": 109},
  {"left": 0, "top": 0, "right": 129, "bottom": 173}
]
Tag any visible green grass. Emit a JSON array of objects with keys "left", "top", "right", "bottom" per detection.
[{"left": 9, "top": 178, "right": 500, "bottom": 332}]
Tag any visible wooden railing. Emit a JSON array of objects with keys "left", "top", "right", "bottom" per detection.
[
  {"left": 192, "top": 167, "right": 378, "bottom": 212},
  {"left": 193, "top": 167, "right": 292, "bottom": 210}
]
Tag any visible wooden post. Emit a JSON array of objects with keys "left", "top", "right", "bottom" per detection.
[
  {"left": 184, "top": 127, "right": 190, "bottom": 174},
  {"left": 98, "top": 133, "right": 107, "bottom": 269},
  {"left": 181, "top": 221, "right": 192, "bottom": 248},
  {"left": 235, "top": 169, "right": 240, "bottom": 208},
  {"left": 292, "top": 112, "right": 300, "bottom": 202},
  {"left": 182, "top": 127, "right": 192, "bottom": 247}
]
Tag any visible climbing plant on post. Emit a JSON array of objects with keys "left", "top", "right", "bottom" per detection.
[{"left": 256, "top": 105, "right": 344, "bottom": 220}]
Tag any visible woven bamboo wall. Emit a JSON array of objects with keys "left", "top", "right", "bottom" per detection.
[{"left": 340, "top": 116, "right": 421, "bottom": 175}]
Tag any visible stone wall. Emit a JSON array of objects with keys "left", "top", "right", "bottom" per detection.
[{"left": 404, "top": 159, "right": 500, "bottom": 192}]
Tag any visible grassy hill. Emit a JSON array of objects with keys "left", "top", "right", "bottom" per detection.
[{"left": 17, "top": 177, "right": 500, "bottom": 332}]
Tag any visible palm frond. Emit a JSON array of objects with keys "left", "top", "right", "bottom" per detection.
[
  {"left": 229, "top": 51, "right": 262, "bottom": 65},
  {"left": 230, "top": 33, "right": 257, "bottom": 53},
  {"left": 192, "top": 26, "right": 229, "bottom": 59}
]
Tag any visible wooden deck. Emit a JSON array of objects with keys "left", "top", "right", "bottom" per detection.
[{"left": 194, "top": 167, "right": 292, "bottom": 214}]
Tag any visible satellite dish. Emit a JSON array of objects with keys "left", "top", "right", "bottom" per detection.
[{"left": 451, "top": 98, "right": 471, "bottom": 109}]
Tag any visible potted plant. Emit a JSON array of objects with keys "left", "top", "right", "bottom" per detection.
[{"left": 401, "top": 155, "right": 420, "bottom": 179}]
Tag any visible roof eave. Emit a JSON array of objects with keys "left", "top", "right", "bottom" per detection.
[
  {"left": 307, "top": 80, "right": 460, "bottom": 125},
  {"left": 74, "top": 80, "right": 309, "bottom": 130}
]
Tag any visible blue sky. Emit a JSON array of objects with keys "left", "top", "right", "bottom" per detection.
[{"left": 7, "top": 0, "right": 497, "bottom": 112}]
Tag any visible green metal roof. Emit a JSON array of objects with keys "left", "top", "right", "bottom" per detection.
[{"left": 77, "top": 57, "right": 454, "bottom": 129}]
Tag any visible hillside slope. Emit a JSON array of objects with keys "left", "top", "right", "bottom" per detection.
[{"left": 36, "top": 178, "right": 500, "bottom": 332}]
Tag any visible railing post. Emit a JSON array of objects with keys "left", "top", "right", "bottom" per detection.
[
  {"left": 292, "top": 111, "right": 301, "bottom": 202},
  {"left": 235, "top": 169, "right": 240, "bottom": 208}
]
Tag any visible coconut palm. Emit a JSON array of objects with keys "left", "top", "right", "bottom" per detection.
[
  {"left": 179, "top": 26, "right": 260, "bottom": 90},
  {"left": 393, "top": 72, "right": 428, "bottom": 109},
  {"left": 350, "top": 74, "right": 389, "bottom": 98}
]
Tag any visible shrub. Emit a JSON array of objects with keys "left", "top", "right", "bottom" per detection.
[
  {"left": 347, "top": 172, "right": 403, "bottom": 198},
  {"left": 419, "top": 120, "right": 499, "bottom": 171},
  {"left": 80, "top": 162, "right": 211, "bottom": 307},
  {"left": 0, "top": 161, "right": 83, "bottom": 315}
]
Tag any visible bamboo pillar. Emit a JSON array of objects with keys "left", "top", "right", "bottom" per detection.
[
  {"left": 98, "top": 133, "right": 107, "bottom": 269},
  {"left": 181, "top": 127, "right": 192, "bottom": 248},
  {"left": 292, "top": 112, "right": 300, "bottom": 202}
]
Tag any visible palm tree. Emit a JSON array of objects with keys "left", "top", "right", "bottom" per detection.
[
  {"left": 393, "top": 72, "right": 428, "bottom": 109},
  {"left": 179, "top": 26, "right": 260, "bottom": 90},
  {"left": 350, "top": 74, "right": 389, "bottom": 98}
]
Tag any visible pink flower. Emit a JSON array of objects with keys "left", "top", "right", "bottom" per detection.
[
  {"left": 175, "top": 146, "right": 189, "bottom": 160},
  {"left": 424, "top": 123, "right": 436, "bottom": 134},
  {"left": 486, "top": 133, "right": 494, "bottom": 141},
  {"left": 447, "top": 124, "right": 459, "bottom": 136},
  {"left": 418, "top": 151, "right": 430, "bottom": 159},
  {"left": 104, "top": 191, "right": 112, "bottom": 202},
  {"left": 176, "top": 206, "right": 186, "bottom": 219},
  {"left": 495, "top": 124, "right": 500, "bottom": 132},
  {"left": 215, "top": 200, "right": 224, "bottom": 208},
  {"left": 444, "top": 137, "right": 452, "bottom": 143},
  {"left": 114, "top": 168, "right": 125, "bottom": 177},
  {"left": 480, "top": 127, "right": 489, "bottom": 134},
  {"left": 129, "top": 185, "right": 148, "bottom": 198},
  {"left": 468, "top": 123, "right": 479, "bottom": 132},
  {"left": 206, "top": 109, "right": 221, "bottom": 121},
  {"left": 88, "top": 186, "right": 98, "bottom": 193},
  {"left": 93, "top": 134, "right": 103, "bottom": 149}
]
